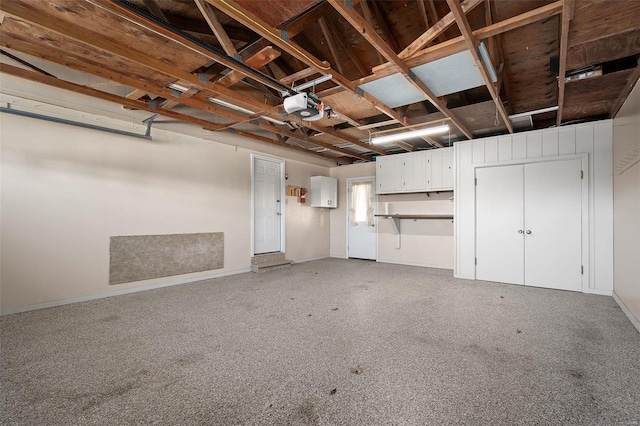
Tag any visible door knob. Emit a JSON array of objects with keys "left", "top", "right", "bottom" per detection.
[
  {"left": 518, "top": 230, "right": 524, "bottom": 234},
  {"left": 276, "top": 212, "right": 282, "bottom": 216},
  {"left": 526, "top": 230, "right": 532, "bottom": 234}
]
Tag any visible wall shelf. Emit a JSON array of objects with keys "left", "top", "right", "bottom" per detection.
[{"left": 375, "top": 214, "right": 454, "bottom": 248}]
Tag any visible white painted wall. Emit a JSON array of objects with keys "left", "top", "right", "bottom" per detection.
[
  {"left": 612, "top": 80, "right": 640, "bottom": 331},
  {"left": 376, "top": 192, "right": 454, "bottom": 269},
  {"left": 329, "top": 162, "right": 376, "bottom": 259},
  {"left": 0, "top": 112, "right": 331, "bottom": 313},
  {"left": 285, "top": 161, "right": 331, "bottom": 263},
  {"left": 454, "top": 120, "right": 614, "bottom": 294}
]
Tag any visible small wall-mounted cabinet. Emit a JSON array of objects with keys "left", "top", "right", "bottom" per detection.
[
  {"left": 310, "top": 176, "right": 337, "bottom": 208},
  {"left": 376, "top": 147, "right": 453, "bottom": 194}
]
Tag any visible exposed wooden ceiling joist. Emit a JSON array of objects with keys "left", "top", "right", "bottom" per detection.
[
  {"left": 328, "top": 0, "right": 474, "bottom": 140},
  {"left": 0, "top": 63, "right": 227, "bottom": 130},
  {"left": 194, "top": 0, "right": 238, "bottom": 57},
  {"left": 0, "top": 1, "right": 384, "bottom": 158},
  {"left": 446, "top": 0, "right": 513, "bottom": 133},
  {"left": 367, "top": 1, "right": 563, "bottom": 84},
  {"left": 610, "top": 59, "right": 640, "bottom": 118},
  {"left": 399, "top": 0, "right": 483, "bottom": 60},
  {"left": 556, "top": 0, "right": 575, "bottom": 126}
]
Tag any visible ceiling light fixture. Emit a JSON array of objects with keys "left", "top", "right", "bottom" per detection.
[
  {"left": 370, "top": 125, "right": 450, "bottom": 144},
  {"left": 477, "top": 42, "right": 498, "bottom": 83},
  {"left": 281, "top": 74, "right": 333, "bottom": 97}
]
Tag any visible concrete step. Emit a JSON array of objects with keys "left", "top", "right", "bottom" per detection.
[
  {"left": 251, "top": 253, "right": 292, "bottom": 273},
  {"left": 252, "top": 252, "right": 286, "bottom": 266}
]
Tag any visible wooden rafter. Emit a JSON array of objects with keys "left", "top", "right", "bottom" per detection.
[
  {"left": 556, "top": 0, "right": 575, "bottom": 126},
  {"left": 320, "top": 17, "right": 369, "bottom": 76},
  {"left": 486, "top": 0, "right": 512, "bottom": 115},
  {"left": 125, "top": 89, "right": 148, "bottom": 100},
  {"left": 0, "top": 2, "right": 384, "bottom": 158},
  {"left": 224, "top": 127, "right": 353, "bottom": 164},
  {"left": 205, "top": 0, "right": 406, "bottom": 142},
  {"left": 328, "top": 0, "right": 474, "bottom": 140},
  {"left": 194, "top": 0, "right": 237, "bottom": 57},
  {"left": 359, "top": 1, "right": 385, "bottom": 65},
  {"left": 0, "top": 33, "right": 373, "bottom": 163},
  {"left": 0, "top": 63, "right": 228, "bottom": 130},
  {"left": 610, "top": 59, "right": 640, "bottom": 118},
  {"left": 446, "top": 0, "right": 513, "bottom": 133},
  {"left": 318, "top": 17, "right": 345, "bottom": 75},
  {"left": 216, "top": 46, "right": 280, "bottom": 87},
  {"left": 367, "top": 1, "right": 563, "bottom": 83},
  {"left": 426, "top": 0, "right": 448, "bottom": 44},
  {"left": 142, "top": 0, "right": 169, "bottom": 22},
  {"left": 400, "top": 0, "right": 483, "bottom": 60},
  {"left": 280, "top": 67, "right": 318, "bottom": 86},
  {"left": 417, "top": 1, "right": 430, "bottom": 32},
  {"left": 161, "top": 87, "right": 199, "bottom": 108}
]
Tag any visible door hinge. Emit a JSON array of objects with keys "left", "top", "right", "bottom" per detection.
[
  {"left": 475, "top": 257, "right": 477, "bottom": 265},
  {"left": 581, "top": 170, "right": 584, "bottom": 179},
  {"left": 475, "top": 178, "right": 477, "bottom": 186},
  {"left": 581, "top": 265, "right": 584, "bottom": 275}
]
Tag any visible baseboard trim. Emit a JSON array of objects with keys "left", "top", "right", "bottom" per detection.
[
  {"left": 376, "top": 259, "right": 454, "bottom": 270},
  {"left": 0, "top": 268, "right": 251, "bottom": 316},
  {"left": 583, "top": 288, "right": 613, "bottom": 296},
  {"left": 454, "top": 273, "right": 474, "bottom": 280},
  {"left": 292, "top": 256, "right": 330, "bottom": 264},
  {"left": 612, "top": 292, "right": 640, "bottom": 334}
]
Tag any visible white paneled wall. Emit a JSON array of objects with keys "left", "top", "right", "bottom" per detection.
[{"left": 454, "top": 120, "right": 613, "bottom": 294}]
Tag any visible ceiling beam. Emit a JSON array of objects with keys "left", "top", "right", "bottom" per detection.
[
  {"left": 279, "top": 67, "right": 319, "bottom": 86},
  {"left": 487, "top": 0, "right": 512, "bottom": 115},
  {"left": 610, "top": 58, "right": 640, "bottom": 118},
  {"left": 194, "top": 0, "right": 237, "bottom": 57},
  {"left": 142, "top": 0, "right": 169, "bottom": 22},
  {"left": 0, "top": 0, "right": 283, "bottom": 94},
  {"left": 400, "top": 0, "right": 483, "bottom": 60},
  {"left": 327, "top": 0, "right": 474, "bottom": 140},
  {"left": 0, "top": 29, "right": 373, "bottom": 161},
  {"left": 358, "top": 1, "right": 385, "bottom": 65},
  {"left": 446, "top": 0, "right": 513, "bottom": 133},
  {"left": 556, "top": 0, "right": 575, "bottom": 126},
  {"left": 368, "top": 1, "right": 563, "bottom": 82},
  {"left": 318, "top": 17, "right": 346, "bottom": 75},
  {"left": 224, "top": 128, "right": 353, "bottom": 164},
  {"left": 0, "top": 63, "right": 228, "bottom": 130},
  {"left": 425, "top": 0, "right": 448, "bottom": 44},
  {"left": 204, "top": 0, "right": 402, "bottom": 147},
  {"left": 319, "top": 16, "right": 369, "bottom": 76},
  {"left": 215, "top": 46, "right": 280, "bottom": 87}
]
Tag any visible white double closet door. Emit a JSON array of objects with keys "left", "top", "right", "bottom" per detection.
[{"left": 476, "top": 158, "right": 583, "bottom": 291}]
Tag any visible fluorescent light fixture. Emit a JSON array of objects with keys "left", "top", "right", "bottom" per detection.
[
  {"left": 208, "top": 97, "right": 286, "bottom": 126},
  {"left": 168, "top": 83, "right": 189, "bottom": 92},
  {"left": 509, "top": 106, "right": 559, "bottom": 119},
  {"left": 371, "top": 125, "right": 450, "bottom": 144},
  {"left": 281, "top": 74, "right": 333, "bottom": 97},
  {"left": 477, "top": 42, "right": 498, "bottom": 83}
]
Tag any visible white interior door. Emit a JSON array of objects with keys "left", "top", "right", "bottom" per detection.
[
  {"left": 348, "top": 178, "right": 377, "bottom": 260},
  {"left": 254, "top": 157, "right": 282, "bottom": 254},
  {"left": 524, "top": 159, "right": 583, "bottom": 291},
  {"left": 476, "top": 165, "right": 525, "bottom": 285}
]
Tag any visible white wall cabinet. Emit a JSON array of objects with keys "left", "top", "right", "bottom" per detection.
[
  {"left": 376, "top": 148, "right": 453, "bottom": 194},
  {"left": 310, "top": 176, "right": 337, "bottom": 208}
]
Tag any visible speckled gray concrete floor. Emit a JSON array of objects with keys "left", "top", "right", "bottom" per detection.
[{"left": 1, "top": 258, "right": 639, "bottom": 425}]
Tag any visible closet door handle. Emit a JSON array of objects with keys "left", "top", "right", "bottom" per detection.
[
  {"left": 518, "top": 230, "right": 524, "bottom": 234},
  {"left": 526, "top": 230, "right": 532, "bottom": 234}
]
